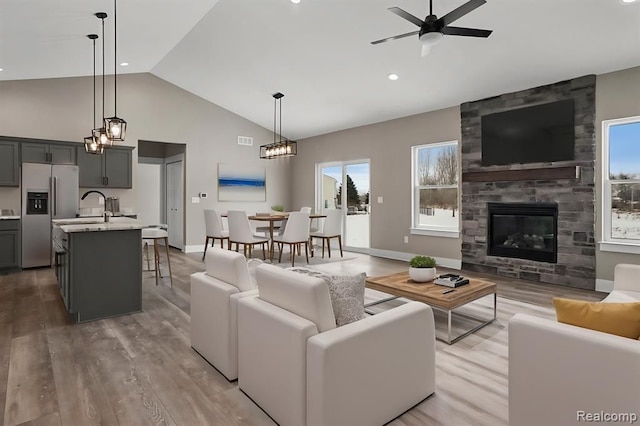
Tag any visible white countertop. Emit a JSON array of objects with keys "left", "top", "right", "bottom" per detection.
[
  {"left": 60, "top": 222, "right": 147, "bottom": 233},
  {"left": 53, "top": 217, "right": 146, "bottom": 233},
  {"left": 0, "top": 216, "right": 20, "bottom": 220}
]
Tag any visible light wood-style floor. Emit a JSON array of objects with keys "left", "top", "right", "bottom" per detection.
[{"left": 0, "top": 249, "right": 605, "bottom": 426}]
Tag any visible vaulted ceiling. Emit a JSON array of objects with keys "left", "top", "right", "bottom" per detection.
[{"left": 1, "top": 0, "right": 639, "bottom": 139}]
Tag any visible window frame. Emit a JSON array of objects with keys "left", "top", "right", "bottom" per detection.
[
  {"left": 410, "top": 140, "right": 460, "bottom": 238},
  {"left": 600, "top": 115, "right": 640, "bottom": 254}
]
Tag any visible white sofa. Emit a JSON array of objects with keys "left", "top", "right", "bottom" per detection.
[
  {"left": 238, "top": 264, "right": 436, "bottom": 426},
  {"left": 190, "top": 247, "right": 257, "bottom": 381},
  {"left": 509, "top": 263, "right": 640, "bottom": 426}
]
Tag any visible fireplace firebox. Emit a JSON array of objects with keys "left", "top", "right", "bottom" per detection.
[{"left": 487, "top": 203, "right": 558, "bottom": 263}]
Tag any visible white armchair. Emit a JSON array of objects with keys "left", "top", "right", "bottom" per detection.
[
  {"left": 509, "top": 264, "right": 640, "bottom": 426},
  {"left": 238, "top": 264, "right": 436, "bottom": 426},
  {"left": 190, "top": 247, "right": 257, "bottom": 381}
]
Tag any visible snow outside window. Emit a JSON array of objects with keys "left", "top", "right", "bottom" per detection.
[
  {"left": 411, "top": 141, "right": 459, "bottom": 236},
  {"left": 602, "top": 117, "right": 640, "bottom": 249}
]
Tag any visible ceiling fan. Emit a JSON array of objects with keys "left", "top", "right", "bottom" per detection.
[{"left": 371, "top": 0, "right": 492, "bottom": 56}]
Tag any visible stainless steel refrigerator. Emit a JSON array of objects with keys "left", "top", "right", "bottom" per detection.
[{"left": 21, "top": 163, "right": 79, "bottom": 268}]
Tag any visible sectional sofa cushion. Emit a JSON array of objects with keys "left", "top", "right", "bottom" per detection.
[
  {"left": 204, "top": 247, "right": 255, "bottom": 292},
  {"left": 288, "top": 267, "right": 366, "bottom": 327},
  {"left": 553, "top": 297, "right": 640, "bottom": 339}
]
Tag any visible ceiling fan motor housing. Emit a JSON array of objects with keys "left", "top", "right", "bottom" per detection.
[{"left": 420, "top": 15, "right": 443, "bottom": 37}]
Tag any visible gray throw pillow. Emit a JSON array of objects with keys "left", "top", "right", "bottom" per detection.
[{"left": 288, "top": 267, "right": 366, "bottom": 327}]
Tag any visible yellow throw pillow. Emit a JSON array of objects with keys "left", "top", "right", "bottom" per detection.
[{"left": 553, "top": 298, "right": 640, "bottom": 340}]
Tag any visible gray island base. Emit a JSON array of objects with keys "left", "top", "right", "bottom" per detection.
[{"left": 53, "top": 218, "right": 144, "bottom": 323}]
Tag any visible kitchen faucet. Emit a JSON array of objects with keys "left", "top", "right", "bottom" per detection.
[{"left": 80, "top": 190, "right": 110, "bottom": 222}]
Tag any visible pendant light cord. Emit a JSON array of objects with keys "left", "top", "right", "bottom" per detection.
[
  {"left": 101, "top": 15, "right": 105, "bottom": 125},
  {"left": 429, "top": 0, "right": 433, "bottom": 15},
  {"left": 279, "top": 97, "right": 282, "bottom": 143},
  {"left": 93, "top": 37, "right": 97, "bottom": 128},
  {"left": 273, "top": 97, "right": 276, "bottom": 144},
  {"left": 113, "top": 0, "right": 117, "bottom": 116}
]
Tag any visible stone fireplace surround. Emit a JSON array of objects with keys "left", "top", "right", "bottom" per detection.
[{"left": 460, "top": 75, "right": 596, "bottom": 290}]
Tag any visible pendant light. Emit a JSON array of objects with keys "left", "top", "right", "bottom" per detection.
[
  {"left": 93, "top": 12, "right": 111, "bottom": 147},
  {"left": 104, "top": 0, "right": 127, "bottom": 142},
  {"left": 84, "top": 33, "right": 104, "bottom": 155},
  {"left": 259, "top": 92, "right": 297, "bottom": 159}
]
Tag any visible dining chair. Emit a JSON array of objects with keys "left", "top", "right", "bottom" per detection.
[
  {"left": 310, "top": 209, "right": 343, "bottom": 258},
  {"left": 203, "top": 209, "right": 230, "bottom": 260},
  {"left": 300, "top": 206, "right": 321, "bottom": 233},
  {"left": 227, "top": 211, "right": 269, "bottom": 260},
  {"left": 272, "top": 212, "right": 311, "bottom": 267}
]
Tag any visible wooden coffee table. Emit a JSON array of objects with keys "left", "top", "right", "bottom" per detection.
[{"left": 365, "top": 271, "right": 497, "bottom": 344}]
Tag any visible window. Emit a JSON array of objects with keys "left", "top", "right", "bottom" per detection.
[
  {"left": 411, "top": 141, "right": 459, "bottom": 237},
  {"left": 602, "top": 117, "right": 640, "bottom": 253}
]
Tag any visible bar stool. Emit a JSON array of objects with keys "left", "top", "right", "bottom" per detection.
[{"left": 142, "top": 228, "right": 173, "bottom": 287}]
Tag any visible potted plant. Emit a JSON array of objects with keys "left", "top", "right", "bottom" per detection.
[{"left": 409, "top": 255, "right": 437, "bottom": 283}]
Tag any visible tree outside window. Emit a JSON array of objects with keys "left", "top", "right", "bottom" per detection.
[
  {"left": 412, "top": 141, "right": 459, "bottom": 233},
  {"left": 604, "top": 118, "right": 640, "bottom": 242}
]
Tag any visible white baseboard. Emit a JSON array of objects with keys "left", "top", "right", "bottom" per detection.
[
  {"left": 595, "top": 279, "right": 614, "bottom": 293},
  {"left": 184, "top": 245, "right": 204, "bottom": 254},
  {"left": 369, "top": 248, "right": 462, "bottom": 270}
]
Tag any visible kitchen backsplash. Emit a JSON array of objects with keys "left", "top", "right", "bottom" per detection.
[{"left": 0, "top": 187, "right": 20, "bottom": 213}]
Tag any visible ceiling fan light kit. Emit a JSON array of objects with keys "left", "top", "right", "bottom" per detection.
[
  {"left": 260, "top": 92, "right": 298, "bottom": 159},
  {"left": 372, "top": 0, "right": 492, "bottom": 55}
]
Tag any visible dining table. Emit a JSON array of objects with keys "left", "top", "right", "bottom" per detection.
[{"left": 247, "top": 213, "right": 326, "bottom": 261}]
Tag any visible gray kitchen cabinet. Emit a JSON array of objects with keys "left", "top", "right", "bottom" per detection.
[
  {"left": 54, "top": 227, "right": 142, "bottom": 323},
  {"left": 104, "top": 148, "right": 133, "bottom": 188},
  {"left": 0, "top": 220, "right": 20, "bottom": 269},
  {"left": 0, "top": 141, "right": 19, "bottom": 186},
  {"left": 78, "top": 146, "right": 133, "bottom": 188},
  {"left": 21, "top": 142, "right": 77, "bottom": 165}
]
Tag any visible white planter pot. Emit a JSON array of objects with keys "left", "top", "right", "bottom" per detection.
[{"left": 409, "top": 267, "right": 436, "bottom": 283}]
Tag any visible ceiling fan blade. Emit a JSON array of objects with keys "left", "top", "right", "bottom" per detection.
[
  {"left": 437, "top": 0, "right": 486, "bottom": 27},
  {"left": 388, "top": 7, "right": 424, "bottom": 27},
  {"left": 371, "top": 30, "right": 420, "bottom": 45},
  {"left": 442, "top": 26, "right": 492, "bottom": 38}
]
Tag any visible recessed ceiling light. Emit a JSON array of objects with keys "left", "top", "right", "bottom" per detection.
[
  {"left": 120, "top": 62, "right": 129, "bottom": 67},
  {"left": 621, "top": 0, "right": 638, "bottom": 4},
  {"left": 387, "top": 73, "right": 399, "bottom": 81},
  {"left": 0, "top": 68, "right": 3, "bottom": 72},
  {"left": 291, "top": 0, "right": 300, "bottom": 3}
]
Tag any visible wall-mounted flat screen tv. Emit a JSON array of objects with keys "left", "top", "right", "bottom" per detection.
[{"left": 481, "top": 99, "right": 575, "bottom": 166}]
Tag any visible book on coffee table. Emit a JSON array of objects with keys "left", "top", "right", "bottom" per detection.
[{"left": 434, "top": 274, "right": 470, "bottom": 288}]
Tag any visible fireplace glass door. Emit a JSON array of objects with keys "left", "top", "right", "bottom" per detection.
[{"left": 487, "top": 203, "right": 558, "bottom": 263}]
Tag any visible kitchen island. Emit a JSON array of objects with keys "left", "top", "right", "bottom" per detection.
[{"left": 52, "top": 217, "right": 145, "bottom": 323}]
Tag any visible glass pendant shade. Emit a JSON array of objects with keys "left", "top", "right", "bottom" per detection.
[
  {"left": 105, "top": 116, "right": 127, "bottom": 141},
  {"left": 93, "top": 127, "right": 111, "bottom": 146},
  {"left": 259, "top": 92, "right": 297, "bottom": 159},
  {"left": 259, "top": 140, "right": 297, "bottom": 159},
  {"left": 84, "top": 135, "right": 104, "bottom": 154}
]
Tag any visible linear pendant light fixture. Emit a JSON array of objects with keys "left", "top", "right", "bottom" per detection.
[
  {"left": 84, "top": 34, "right": 104, "bottom": 155},
  {"left": 104, "top": 0, "right": 127, "bottom": 142},
  {"left": 92, "top": 12, "right": 111, "bottom": 147},
  {"left": 259, "top": 92, "right": 297, "bottom": 159}
]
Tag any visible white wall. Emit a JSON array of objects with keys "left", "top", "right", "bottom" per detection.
[
  {"left": 137, "top": 163, "right": 162, "bottom": 225},
  {"left": 0, "top": 73, "right": 293, "bottom": 248}
]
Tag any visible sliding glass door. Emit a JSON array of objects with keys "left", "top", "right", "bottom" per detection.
[{"left": 316, "top": 160, "right": 370, "bottom": 253}]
